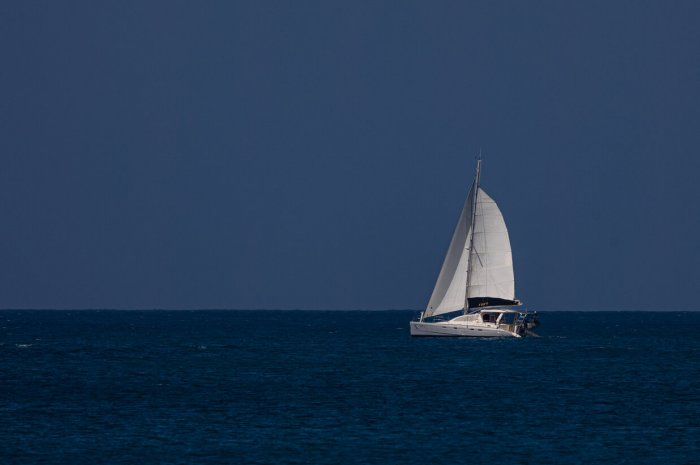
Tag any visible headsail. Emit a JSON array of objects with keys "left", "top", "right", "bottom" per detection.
[
  {"left": 466, "top": 188, "right": 515, "bottom": 305},
  {"left": 424, "top": 184, "right": 475, "bottom": 318}
]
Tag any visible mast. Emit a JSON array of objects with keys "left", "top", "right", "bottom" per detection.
[{"left": 464, "top": 156, "right": 481, "bottom": 310}]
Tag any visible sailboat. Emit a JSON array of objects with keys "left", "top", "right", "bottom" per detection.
[{"left": 410, "top": 158, "right": 538, "bottom": 337}]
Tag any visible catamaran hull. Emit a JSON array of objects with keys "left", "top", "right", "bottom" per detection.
[{"left": 410, "top": 321, "right": 521, "bottom": 338}]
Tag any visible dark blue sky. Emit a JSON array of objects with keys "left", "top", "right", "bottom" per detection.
[{"left": 1, "top": 1, "right": 699, "bottom": 310}]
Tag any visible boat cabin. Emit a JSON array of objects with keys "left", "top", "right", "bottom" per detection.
[{"left": 480, "top": 310, "right": 518, "bottom": 325}]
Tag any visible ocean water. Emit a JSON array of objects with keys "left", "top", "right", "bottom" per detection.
[{"left": 2, "top": 310, "right": 699, "bottom": 464}]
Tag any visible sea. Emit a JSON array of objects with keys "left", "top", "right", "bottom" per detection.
[{"left": 2, "top": 310, "right": 699, "bottom": 464}]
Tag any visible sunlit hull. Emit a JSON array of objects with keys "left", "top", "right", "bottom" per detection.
[{"left": 409, "top": 318, "right": 521, "bottom": 337}]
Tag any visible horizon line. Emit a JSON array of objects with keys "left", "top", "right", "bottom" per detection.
[{"left": 1, "top": 308, "right": 700, "bottom": 312}]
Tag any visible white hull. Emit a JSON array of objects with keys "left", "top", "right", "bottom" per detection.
[
  {"left": 410, "top": 312, "right": 523, "bottom": 338},
  {"left": 410, "top": 321, "right": 520, "bottom": 337}
]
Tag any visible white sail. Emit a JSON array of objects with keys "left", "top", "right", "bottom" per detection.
[
  {"left": 424, "top": 185, "right": 475, "bottom": 318},
  {"left": 467, "top": 188, "right": 515, "bottom": 301}
]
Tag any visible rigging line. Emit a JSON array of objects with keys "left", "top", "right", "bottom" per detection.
[
  {"left": 473, "top": 246, "right": 484, "bottom": 267},
  {"left": 473, "top": 243, "right": 486, "bottom": 268}
]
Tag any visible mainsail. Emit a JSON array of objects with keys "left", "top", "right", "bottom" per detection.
[
  {"left": 424, "top": 182, "right": 515, "bottom": 318},
  {"left": 466, "top": 188, "right": 515, "bottom": 306}
]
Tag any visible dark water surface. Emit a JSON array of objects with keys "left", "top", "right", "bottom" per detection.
[{"left": 2, "top": 311, "right": 699, "bottom": 464}]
